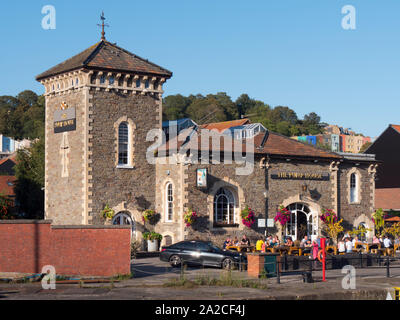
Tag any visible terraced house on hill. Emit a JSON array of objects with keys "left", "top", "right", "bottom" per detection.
[{"left": 36, "top": 33, "right": 379, "bottom": 248}]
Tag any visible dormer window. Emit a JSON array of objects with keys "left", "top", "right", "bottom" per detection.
[
  {"left": 136, "top": 79, "right": 141, "bottom": 88},
  {"left": 100, "top": 75, "right": 106, "bottom": 84},
  {"left": 109, "top": 76, "right": 115, "bottom": 85},
  {"left": 75, "top": 78, "right": 79, "bottom": 85},
  {"left": 145, "top": 80, "right": 149, "bottom": 89}
]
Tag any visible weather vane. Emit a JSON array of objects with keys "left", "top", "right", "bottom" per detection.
[{"left": 97, "top": 11, "right": 109, "bottom": 41}]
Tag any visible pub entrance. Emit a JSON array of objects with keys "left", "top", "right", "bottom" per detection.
[{"left": 285, "top": 203, "right": 318, "bottom": 241}]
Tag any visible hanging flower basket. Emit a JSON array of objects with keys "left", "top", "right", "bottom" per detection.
[
  {"left": 241, "top": 206, "right": 255, "bottom": 228},
  {"left": 274, "top": 205, "right": 291, "bottom": 226},
  {"left": 142, "top": 209, "right": 156, "bottom": 223},
  {"left": 183, "top": 208, "right": 197, "bottom": 227},
  {"left": 101, "top": 204, "right": 115, "bottom": 221},
  {"left": 319, "top": 208, "right": 338, "bottom": 224}
]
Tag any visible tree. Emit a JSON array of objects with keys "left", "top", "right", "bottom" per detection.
[
  {"left": 14, "top": 138, "right": 44, "bottom": 219},
  {"left": 0, "top": 90, "right": 44, "bottom": 140},
  {"left": 359, "top": 141, "right": 372, "bottom": 153}
]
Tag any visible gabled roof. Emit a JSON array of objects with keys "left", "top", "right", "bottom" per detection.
[
  {"left": 365, "top": 124, "right": 400, "bottom": 153},
  {"left": 200, "top": 119, "right": 250, "bottom": 132},
  {"left": 0, "top": 155, "right": 16, "bottom": 167},
  {"left": 158, "top": 128, "right": 342, "bottom": 160},
  {"left": 36, "top": 40, "right": 172, "bottom": 81}
]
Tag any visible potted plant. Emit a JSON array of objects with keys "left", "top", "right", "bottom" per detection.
[
  {"left": 101, "top": 203, "right": 115, "bottom": 223},
  {"left": 183, "top": 208, "right": 197, "bottom": 227},
  {"left": 241, "top": 206, "right": 255, "bottom": 228},
  {"left": 143, "top": 231, "right": 163, "bottom": 252}
]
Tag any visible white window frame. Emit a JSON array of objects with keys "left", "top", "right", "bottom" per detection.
[
  {"left": 165, "top": 182, "right": 173, "bottom": 222},
  {"left": 350, "top": 173, "right": 358, "bottom": 203},
  {"left": 117, "top": 122, "right": 132, "bottom": 167},
  {"left": 214, "top": 188, "right": 236, "bottom": 225}
]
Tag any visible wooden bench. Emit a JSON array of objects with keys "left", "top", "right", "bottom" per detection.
[{"left": 288, "top": 247, "right": 302, "bottom": 256}]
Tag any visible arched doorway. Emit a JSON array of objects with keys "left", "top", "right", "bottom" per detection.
[
  {"left": 285, "top": 203, "right": 318, "bottom": 241},
  {"left": 112, "top": 211, "right": 135, "bottom": 238}
]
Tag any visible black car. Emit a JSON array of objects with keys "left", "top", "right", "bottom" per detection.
[{"left": 160, "top": 240, "right": 246, "bottom": 270}]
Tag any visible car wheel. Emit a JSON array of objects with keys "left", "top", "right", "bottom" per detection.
[
  {"left": 222, "top": 258, "right": 234, "bottom": 270},
  {"left": 169, "top": 255, "right": 181, "bottom": 268}
]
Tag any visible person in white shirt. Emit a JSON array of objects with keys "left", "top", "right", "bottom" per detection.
[
  {"left": 338, "top": 239, "right": 346, "bottom": 253},
  {"left": 352, "top": 236, "right": 358, "bottom": 247},
  {"left": 383, "top": 236, "right": 392, "bottom": 248},
  {"left": 345, "top": 238, "right": 353, "bottom": 253}
]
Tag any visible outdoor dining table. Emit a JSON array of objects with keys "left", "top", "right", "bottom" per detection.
[{"left": 225, "top": 245, "right": 256, "bottom": 253}]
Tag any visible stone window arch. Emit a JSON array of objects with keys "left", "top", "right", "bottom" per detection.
[
  {"left": 114, "top": 116, "right": 136, "bottom": 168},
  {"left": 347, "top": 168, "right": 362, "bottom": 204},
  {"left": 214, "top": 188, "right": 236, "bottom": 225},
  {"left": 165, "top": 182, "right": 174, "bottom": 222}
]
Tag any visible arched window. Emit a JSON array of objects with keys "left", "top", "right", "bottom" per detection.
[
  {"left": 112, "top": 211, "right": 135, "bottom": 236},
  {"left": 165, "top": 183, "right": 173, "bottom": 222},
  {"left": 350, "top": 173, "right": 358, "bottom": 203},
  {"left": 214, "top": 188, "right": 235, "bottom": 225},
  {"left": 358, "top": 222, "right": 367, "bottom": 242},
  {"left": 118, "top": 122, "right": 129, "bottom": 165}
]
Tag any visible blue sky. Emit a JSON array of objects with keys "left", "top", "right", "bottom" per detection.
[{"left": 0, "top": 0, "right": 399, "bottom": 138}]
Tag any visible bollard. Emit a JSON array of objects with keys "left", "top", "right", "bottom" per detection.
[
  {"left": 276, "top": 259, "right": 280, "bottom": 284},
  {"left": 386, "top": 256, "right": 390, "bottom": 278}
]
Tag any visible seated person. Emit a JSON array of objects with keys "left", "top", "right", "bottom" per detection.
[
  {"left": 223, "top": 237, "right": 232, "bottom": 249},
  {"left": 302, "top": 240, "right": 312, "bottom": 254},
  {"left": 300, "top": 235, "right": 309, "bottom": 248},
  {"left": 372, "top": 236, "right": 380, "bottom": 244},
  {"left": 265, "top": 236, "right": 272, "bottom": 247},
  {"left": 383, "top": 236, "right": 393, "bottom": 248},
  {"left": 256, "top": 237, "right": 264, "bottom": 251},
  {"left": 240, "top": 234, "right": 251, "bottom": 246},
  {"left": 232, "top": 236, "right": 240, "bottom": 246},
  {"left": 345, "top": 238, "right": 353, "bottom": 253},
  {"left": 285, "top": 237, "right": 294, "bottom": 247},
  {"left": 338, "top": 239, "right": 346, "bottom": 253}
]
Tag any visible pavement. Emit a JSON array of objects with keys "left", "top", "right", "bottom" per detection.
[{"left": 0, "top": 257, "right": 400, "bottom": 300}]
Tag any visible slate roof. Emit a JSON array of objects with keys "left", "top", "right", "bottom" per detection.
[
  {"left": 158, "top": 128, "right": 342, "bottom": 160},
  {"left": 36, "top": 40, "right": 172, "bottom": 81}
]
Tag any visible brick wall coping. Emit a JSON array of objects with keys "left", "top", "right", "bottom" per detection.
[
  {"left": 0, "top": 220, "right": 131, "bottom": 229},
  {"left": 51, "top": 225, "right": 132, "bottom": 229},
  {"left": 247, "top": 253, "right": 280, "bottom": 256},
  {"left": 0, "top": 220, "right": 52, "bottom": 224}
]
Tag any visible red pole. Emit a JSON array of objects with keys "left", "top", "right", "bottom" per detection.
[{"left": 321, "top": 238, "right": 326, "bottom": 282}]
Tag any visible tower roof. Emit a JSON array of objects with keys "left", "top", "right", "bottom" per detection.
[{"left": 36, "top": 40, "right": 172, "bottom": 81}]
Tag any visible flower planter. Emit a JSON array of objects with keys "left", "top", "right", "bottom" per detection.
[{"left": 147, "top": 239, "right": 159, "bottom": 252}]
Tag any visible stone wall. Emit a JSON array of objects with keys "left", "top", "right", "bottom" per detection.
[
  {"left": 45, "top": 88, "right": 88, "bottom": 225},
  {"left": 338, "top": 162, "right": 374, "bottom": 230},
  {"left": 89, "top": 90, "right": 161, "bottom": 226}
]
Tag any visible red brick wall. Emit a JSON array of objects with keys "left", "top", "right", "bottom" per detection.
[{"left": 0, "top": 221, "right": 131, "bottom": 277}]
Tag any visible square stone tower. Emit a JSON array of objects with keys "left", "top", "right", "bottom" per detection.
[{"left": 36, "top": 39, "right": 172, "bottom": 225}]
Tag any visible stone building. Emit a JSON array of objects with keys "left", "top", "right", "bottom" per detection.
[
  {"left": 154, "top": 128, "right": 378, "bottom": 245},
  {"left": 36, "top": 38, "right": 172, "bottom": 227},
  {"left": 36, "top": 35, "right": 378, "bottom": 247}
]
